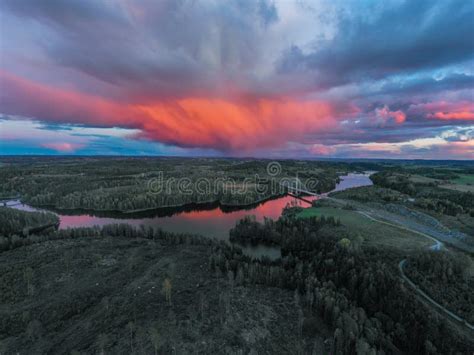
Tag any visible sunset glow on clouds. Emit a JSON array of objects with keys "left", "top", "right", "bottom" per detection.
[
  {"left": 41, "top": 142, "right": 85, "bottom": 153},
  {"left": 0, "top": 0, "right": 473, "bottom": 159}
]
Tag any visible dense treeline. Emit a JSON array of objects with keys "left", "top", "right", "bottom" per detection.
[
  {"left": 405, "top": 251, "right": 473, "bottom": 324},
  {"left": 230, "top": 214, "right": 340, "bottom": 246},
  {"left": 0, "top": 221, "right": 217, "bottom": 253},
  {"left": 377, "top": 165, "right": 474, "bottom": 180},
  {"left": 330, "top": 186, "right": 407, "bottom": 203},
  {"left": 213, "top": 214, "right": 472, "bottom": 354},
  {"left": 0, "top": 207, "right": 58, "bottom": 238},
  {"left": 371, "top": 171, "right": 474, "bottom": 216}
]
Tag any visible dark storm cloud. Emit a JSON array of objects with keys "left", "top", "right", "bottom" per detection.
[
  {"left": 374, "top": 73, "right": 474, "bottom": 98},
  {"left": 301, "top": 124, "right": 448, "bottom": 146},
  {"left": 278, "top": 0, "right": 474, "bottom": 88},
  {"left": 1, "top": 0, "right": 281, "bottom": 99},
  {"left": 258, "top": 0, "right": 278, "bottom": 26},
  {"left": 0, "top": 0, "right": 122, "bottom": 28}
]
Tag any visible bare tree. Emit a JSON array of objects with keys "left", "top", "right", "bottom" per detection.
[
  {"left": 297, "top": 309, "right": 304, "bottom": 338},
  {"left": 23, "top": 267, "right": 34, "bottom": 296},
  {"left": 162, "top": 278, "right": 172, "bottom": 305},
  {"left": 199, "top": 292, "right": 206, "bottom": 321},
  {"left": 96, "top": 333, "right": 109, "bottom": 355},
  {"left": 128, "top": 321, "right": 135, "bottom": 353},
  {"left": 64, "top": 250, "right": 73, "bottom": 275},
  {"left": 149, "top": 326, "right": 160, "bottom": 355},
  {"left": 227, "top": 270, "right": 234, "bottom": 290},
  {"left": 102, "top": 296, "right": 110, "bottom": 313}
]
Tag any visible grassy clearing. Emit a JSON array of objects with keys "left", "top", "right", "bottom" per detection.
[
  {"left": 440, "top": 173, "right": 474, "bottom": 192},
  {"left": 451, "top": 174, "right": 474, "bottom": 185},
  {"left": 440, "top": 184, "right": 474, "bottom": 193},
  {"left": 298, "top": 207, "right": 370, "bottom": 227},
  {"left": 408, "top": 174, "right": 440, "bottom": 184},
  {"left": 297, "top": 206, "right": 432, "bottom": 252}
]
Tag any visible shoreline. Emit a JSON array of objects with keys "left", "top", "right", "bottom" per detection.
[{"left": 5, "top": 192, "right": 295, "bottom": 218}]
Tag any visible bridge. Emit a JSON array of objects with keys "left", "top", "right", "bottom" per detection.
[{"left": 279, "top": 178, "right": 322, "bottom": 204}]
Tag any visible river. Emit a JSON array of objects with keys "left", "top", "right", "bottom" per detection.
[{"left": 5, "top": 172, "right": 374, "bottom": 258}]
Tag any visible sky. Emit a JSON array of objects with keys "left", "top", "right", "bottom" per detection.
[{"left": 0, "top": 0, "right": 473, "bottom": 159}]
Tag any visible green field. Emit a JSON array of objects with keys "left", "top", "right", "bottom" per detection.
[
  {"left": 297, "top": 206, "right": 432, "bottom": 252},
  {"left": 440, "top": 174, "right": 474, "bottom": 192},
  {"left": 452, "top": 174, "right": 474, "bottom": 185},
  {"left": 297, "top": 206, "right": 370, "bottom": 226}
]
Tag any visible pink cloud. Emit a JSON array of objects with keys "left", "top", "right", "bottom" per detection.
[
  {"left": 375, "top": 105, "right": 406, "bottom": 124},
  {"left": 0, "top": 70, "right": 356, "bottom": 152},
  {"left": 310, "top": 144, "right": 335, "bottom": 156},
  {"left": 410, "top": 101, "right": 474, "bottom": 122},
  {"left": 443, "top": 140, "right": 474, "bottom": 157},
  {"left": 429, "top": 111, "right": 474, "bottom": 120},
  {"left": 41, "top": 142, "right": 84, "bottom": 152}
]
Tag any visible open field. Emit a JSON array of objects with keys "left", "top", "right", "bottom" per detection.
[
  {"left": 440, "top": 183, "right": 474, "bottom": 193},
  {"left": 407, "top": 174, "right": 440, "bottom": 184},
  {"left": 452, "top": 174, "right": 474, "bottom": 185},
  {"left": 439, "top": 174, "right": 474, "bottom": 192},
  {"left": 297, "top": 206, "right": 432, "bottom": 252}
]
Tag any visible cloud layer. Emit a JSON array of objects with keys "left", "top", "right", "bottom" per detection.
[{"left": 0, "top": 0, "right": 473, "bottom": 158}]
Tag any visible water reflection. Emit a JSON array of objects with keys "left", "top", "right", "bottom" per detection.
[{"left": 7, "top": 195, "right": 313, "bottom": 241}]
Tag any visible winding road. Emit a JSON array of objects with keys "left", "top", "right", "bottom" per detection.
[{"left": 355, "top": 210, "right": 474, "bottom": 331}]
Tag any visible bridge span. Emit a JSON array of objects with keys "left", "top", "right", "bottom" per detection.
[{"left": 280, "top": 178, "right": 325, "bottom": 204}]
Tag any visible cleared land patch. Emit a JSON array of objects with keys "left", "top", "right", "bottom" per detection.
[
  {"left": 440, "top": 184, "right": 474, "bottom": 193},
  {"left": 408, "top": 174, "right": 440, "bottom": 184},
  {"left": 0, "top": 237, "right": 324, "bottom": 354},
  {"left": 440, "top": 174, "right": 474, "bottom": 192}
]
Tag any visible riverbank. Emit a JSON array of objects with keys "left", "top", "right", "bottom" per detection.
[{"left": 11, "top": 192, "right": 289, "bottom": 217}]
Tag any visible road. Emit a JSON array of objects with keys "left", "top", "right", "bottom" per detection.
[{"left": 355, "top": 209, "right": 474, "bottom": 331}]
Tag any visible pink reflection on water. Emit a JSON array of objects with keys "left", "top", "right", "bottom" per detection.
[
  {"left": 6, "top": 195, "right": 315, "bottom": 241},
  {"left": 149, "top": 195, "right": 316, "bottom": 240}
]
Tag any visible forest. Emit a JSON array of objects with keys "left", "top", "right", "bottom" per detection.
[
  {"left": 0, "top": 157, "right": 348, "bottom": 213},
  {"left": 229, "top": 213, "right": 340, "bottom": 246},
  {"left": 405, "top": 251, "right": 473, "bottom": 324},
  {"left": 371, "top": 171, "right": 474, "bottom": 216},
  {"left": 0, "top": 207, "right": 58, "bottom": 238}
]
